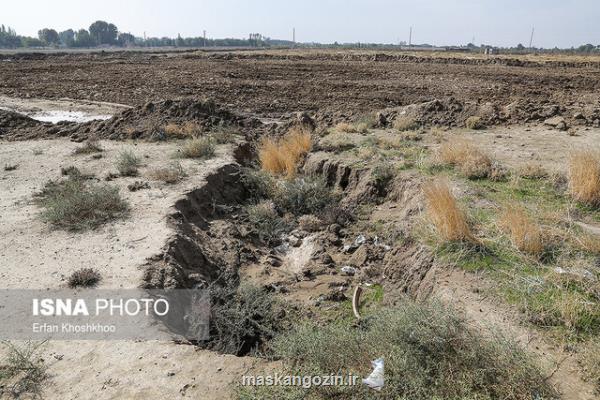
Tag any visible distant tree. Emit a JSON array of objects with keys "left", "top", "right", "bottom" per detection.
[
  {"left": 89, "top": 20, "right": 118, "bottom": 45},
  {"left": 22, "top": 37, "right": 44, "bottom": 47},
  {"left": 38, "top": 28, "right": 60, "bottom": 45},
  {"left": 516, "top": 43, "right": 525, "bottom": 51},
  {"left": 577, "top": 43, "right": 596, "bottom": 53},
  {"left": 117, "top": 32, "right": 136, "bottom": 47},
  {"left": 59, "top": 29, "right": 75, "bottom": 47},
  {"left": 74, "top": 29, "right": 94, "bottom": 47},
  {"left": 0, "top": 25, "right": 22, "bottom": 48},
  {"left": 176, "top": 33, "right": 185, "bottom": 47}
]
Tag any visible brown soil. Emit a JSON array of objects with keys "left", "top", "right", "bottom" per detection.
[{"left": 2, "top": 49, "right": 600, "bottom": 129}]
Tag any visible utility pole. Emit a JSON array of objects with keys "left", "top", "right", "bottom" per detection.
[
  {"left": 293, "top": 27, "right": 296, "bottom": 44},
  {"left": 409, "top": 26, "right": 412, "bottom": 47},
  {"left": 529, "top": 27, "right": 535, "bottom": 49},
  {"left": 203, "top": 30, "right": 206, "bottom": 47}
]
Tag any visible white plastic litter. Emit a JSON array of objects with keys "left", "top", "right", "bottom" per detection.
[
  {"left": 341, "top": 266, "right": 356, "bottom": 276},
  {"left": 362, "top": 358, "right": 384, "bottom": 391}
]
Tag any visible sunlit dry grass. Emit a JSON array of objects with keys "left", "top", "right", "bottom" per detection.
[
  {"left": 439, "top": 139, "right": 493, "bottom": 179},
  {"left": 423, "top": 180, "right": 474, "bottom": 242},
  {"left": 568, "top": 150, "right": 600, "bottom": 206},
  {"left": 335, "top": 122, "right": 368, "bottom": 134},
  {"left": 164, "top": 121, "right": 202, "bottom": 138},
  {"left": 259, "top": 127, "right": 312, "bottom": 178},
  {"left": 499, "top": 207, "right": 544, "bottom": 257}
]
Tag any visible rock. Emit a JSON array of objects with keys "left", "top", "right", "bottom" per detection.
[
  {"left": 321, "top": 253, "right": 334, "bottom": 265},
  {"left": 127, "top": 181, "right": 150, "bottom": 191},
  {"left": 543, "top": 116, "right": 565, "bottom": 128},
  {"left": 341, "top": 266, "right": 356, "bottom": 276},
  {"left": 266, "top": 255, "right": 283, "bottom": 267},
  {"left": 296, "top": 112, "right": 316, "bottom": 131},
  {"left": 349, "top": 245, "right": 369, "bottom": 267},
  {"left": 540, "top": 105, "right": 559, "bottom": 118},
  {"left": 375, "top": 112, "right": 387, "bottom": 127},
  {"left": 556, "top": 121, "right": 568, "bottom": 131}
]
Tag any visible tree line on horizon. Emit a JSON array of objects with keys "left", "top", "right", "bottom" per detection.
[
  {"left": 0, "top": 21, "right": 292, "bottom": 49},
  {"left": 1, "top": 21, "right": 600, "bottom": 53}
]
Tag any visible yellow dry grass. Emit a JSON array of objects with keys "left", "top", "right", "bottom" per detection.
[
  {"left": 164, "top": 121, "right": 202, "bottom": 138},
  {"left": 438, "top": 139, "right": 493, "bottom": 179},
  {"left": 568, "top": 150, "right": 600, "bottom": 206},
  {"left": 335, "top": 122, "right": 368, "bottom": 134},
  {"left": 393, "top": 116, "right": 419, "bottom": 132},
  {"left": 423, "top": 180, "right": 474, "bottom": 242},
  {"left": 499, "top": 207, "right": 544, "bottom": 257},
  {"left": 259, "top": 127, "right": 312, "bottom": 178},
  {"left": 518, "top": 162, "right": 548, "bottom": 179}
]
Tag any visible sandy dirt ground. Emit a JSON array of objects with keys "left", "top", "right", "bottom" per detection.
[
  {"left": 427, "top": 125, "right": 600, "bottom": 172},
  {"left": 0, "top": 138, "right": 269, "bottom": 399}
]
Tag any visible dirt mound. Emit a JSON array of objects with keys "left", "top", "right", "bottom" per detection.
[{"left": 0, "top": 99, "right": 274, "bottom": 141}]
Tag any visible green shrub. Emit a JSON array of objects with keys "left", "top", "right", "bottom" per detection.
[
  {"left": 240, "top": 168, "right": 276, "bottom": 202},
  {"left": 273, "top": 176, "right": 335, "bottom": 216},
  {"left": 208, "top": 283, "right": 283, "bottom": 356},
  {"left": 116, "top": 150, "right": 141, "bottom": 176},
  {"left": 246, "top": 201, "right": 288, "bottom": 243},
  {"left": 35, "top": 176, "right": 129, "bottom": 231},
  {"left": 239, "top": 300, "right": 557, "bottom": 400},
  {"left": 0, "top": 341, "right": 47, "bottom": 398}
]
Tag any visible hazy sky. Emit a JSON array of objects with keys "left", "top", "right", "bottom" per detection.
[{"left": 3, "top": 0, "right": 599, "bottom": 48}]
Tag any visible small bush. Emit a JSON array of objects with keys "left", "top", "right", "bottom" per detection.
[
  {"left": 499, "top": 207, "right": 544, "bottom": 257},
  {"left": 518, "top": 162, "right": 548, "bottom": 179},
  {"left": 210, "top": 127, "right": 239, "bottom": 144},
  {"left": 259, "top": 128, "right": 312, "bottom": 178},
  {"left": 148, "top": 162, "right": 186, "bottom": 184},
  {"left": 240, "top": 168, "right": 276, "bottom": 201},
  {"left": 35, "top": 177, "right": 129, "bottom": 231},
  {"left": 163, "top": 121, "right": 202, "bottom": 138},
  {"left": 208, "top": 283, "right": 284, "bottom": 356},
  {"left": 466, "top": 116, "right": 485, "bottom": 130},
  {"left": 581, "top": 340, "right": 600, "bottom": 393},
  {"left": 568, "top": 150, "right": 600, "bottom": 206},
  {"left": 372, "top": 162, "right": 395, "bottom": 191},
  {"left": 423, "top": 180, "right": 474, "bottom": 242},
  {"left": 68, "top": 268, "right": 102, "bottom": 288},
  {"left": 116, "top": 150, "right": 141, "bottom": 177},
  {"left": 0, "top": 341, "right": 47, "bottom": 398},
  {"left": 273, "top": 176, "right": 334, "bottom": 216},
  {"left": 439, "top": 139, "right": 493, "bottom": 179},
  {"left": 3, "top": 164, "right": 18, "bottom": 171},
  {"left": 73, "top": 136, "right": 103, "bottom": 155},
  {"left": 240, "top": 300, "right": 556, "bottom": 400},
  {"left": 393, "top": 116, "right": 419, "bottom": 131},
  {"left": 246, "top": 201, "right": 288, "bottom": 243},
  {"left": 298, "top": 215, "right": 324, "bottom": 232},
  {"left": 335, "top": 122, "right": 368, "bottom": 134},
  {"left": 179, "top": 137, "right": 216, "bottom": 159}
]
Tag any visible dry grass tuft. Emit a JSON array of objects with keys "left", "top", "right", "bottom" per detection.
[
  {"left": 259, "top": 127, "right": 312, "bottom": 178},
  {"left": 334, "top": 122, "right": 368, "bottom": 134},
  {"left": 568, "top": 150, "right": 600, "bottom": 206},
  {"left": 499, "top": 207, "right": 544, "bottom": 257},
  {"left": 439, "top": 139, "right": 493, "bottom": 179},
  {"left": 163, "top": 121, "right": 202, "bottom": 138},
  {"left": 148, "top": 162, "right": 186, "bottom": 184},
  {"left": 423, "top": 180, "right": 474, "bottom": 242},
  {"left": 73, "top": 136, "right": 103, "bottom": 155},
  {"left": 518, "top": 162, "right": 548, "bottom": 179},
  {"left": 393, "top": 116, "right": 419, "bottom": 131},
  {"left": 465, "top": 116, "right": 485, "bottom": 130},
  {"left": 179, "top": 137, "right": 216, "bottom": 159}
]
